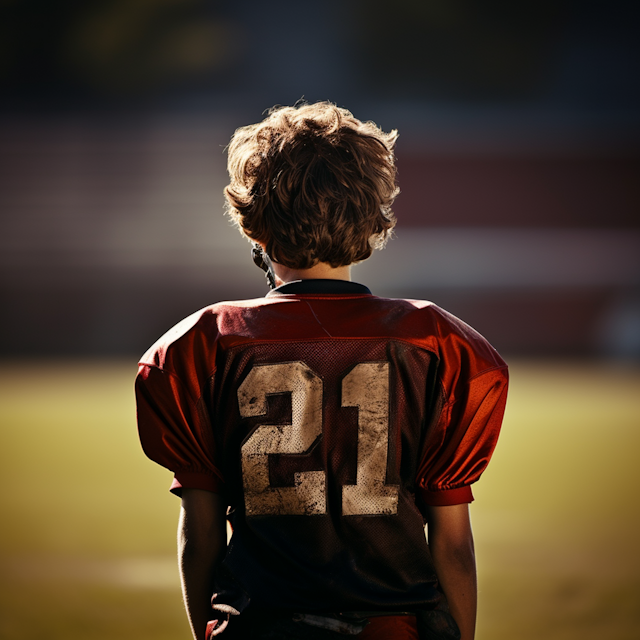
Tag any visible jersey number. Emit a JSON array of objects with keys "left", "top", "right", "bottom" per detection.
[{"left": 238, "top": 361, "right": 399, "bottom": 517}]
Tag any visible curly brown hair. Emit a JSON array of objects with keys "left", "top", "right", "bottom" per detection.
[{"left": 224, "top": 101, "right": 399, "bottom": 269}]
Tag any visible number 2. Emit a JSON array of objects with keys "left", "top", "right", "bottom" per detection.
[{"left": 238, "top": 361, "right": 399, "bottom": 516}]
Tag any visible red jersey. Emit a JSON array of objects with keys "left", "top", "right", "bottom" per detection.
[{"left": 135, "top": 280, "right": 508, "bottom": 618}]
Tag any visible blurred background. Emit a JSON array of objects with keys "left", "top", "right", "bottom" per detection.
[{"left": 0, "top": 1, "right": 639, "bottom": 639}]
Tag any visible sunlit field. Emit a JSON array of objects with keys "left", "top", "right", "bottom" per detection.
[{"left": 1, "top": 360, "right": 638, "bottom": 640}]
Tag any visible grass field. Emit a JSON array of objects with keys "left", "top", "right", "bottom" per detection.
[{"left": 1, "top": 359, "right": 639, "bottom": 639}]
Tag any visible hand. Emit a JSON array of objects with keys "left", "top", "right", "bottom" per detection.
[{"left": 206, "top": 612, "right": 230, "bottom": 638}]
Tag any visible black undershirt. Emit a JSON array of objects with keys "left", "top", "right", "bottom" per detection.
[{"left": 267, "top": 279, "right": 371, "bottom": 296}]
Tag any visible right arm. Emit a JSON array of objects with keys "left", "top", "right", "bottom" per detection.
[
  {"left": 178, "top": 489, "right": 228, "bottom": 640},
  {"left": 426, "top": 503, "right": 477, "bottom": 640}
]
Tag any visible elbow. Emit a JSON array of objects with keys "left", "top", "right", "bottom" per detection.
[
  {"left": 448, "top": 540, "right": 476, "bottom": 575},
  {"left": 430, "top": 535, "right": 476, "bottom": 576}
]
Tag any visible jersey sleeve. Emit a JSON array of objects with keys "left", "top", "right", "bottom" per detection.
[
  {"left": 135, "top": 364, "right": 224, "bottom": 497},
  {"left": 416, "top": 365, "right": 508, "bottom": 507}
]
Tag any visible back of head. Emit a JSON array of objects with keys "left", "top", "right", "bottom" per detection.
[{"left": 224, "top": 101, "right": 399, "bottom": 269}]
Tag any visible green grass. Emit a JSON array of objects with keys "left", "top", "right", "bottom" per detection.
[
  {"left": 474, "top": 361, "right": 640, "bottom": 640},
  {"left": 1, "top": 360, "right": 639, "bottom": 639}
]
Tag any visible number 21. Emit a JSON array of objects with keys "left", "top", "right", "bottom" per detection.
[{"left": 238, "top": 361, "right": 399, "bottom": 517}]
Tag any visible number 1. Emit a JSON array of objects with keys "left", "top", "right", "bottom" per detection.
[{"left": 342, "top": 362, "right": 398, "bottom": 516}]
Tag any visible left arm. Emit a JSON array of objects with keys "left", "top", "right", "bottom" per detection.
[{"left": 178, "top": 489, "right": 228, "bottom": 640}]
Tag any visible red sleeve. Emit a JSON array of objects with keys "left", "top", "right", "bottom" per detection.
[
  {"left": 417, "top": 366, "right": 508, "bottom": 506},
  {"left": 135, "top": 363, "right": 224, "bottom": 496}
]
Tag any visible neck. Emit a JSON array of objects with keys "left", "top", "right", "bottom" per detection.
[{"left": 272, "top": 262, "right": 351, "bottom": 287}]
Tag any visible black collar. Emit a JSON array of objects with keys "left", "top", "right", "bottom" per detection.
[{"left": 266, "top": 279, "right": 371, "bottom": 296}]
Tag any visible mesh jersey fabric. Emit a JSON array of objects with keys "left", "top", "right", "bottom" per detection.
[{"left": 135, "top": 285, "right": 508, "bottom": 616}]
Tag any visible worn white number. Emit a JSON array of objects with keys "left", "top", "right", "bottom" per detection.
[
  {"left": 239, "top": 362, "right": 326, "bottom": 516},
  {"left": 239, "top": 361, "right": 398, "bottom": 517},
  {"left": 342, "top": 362, "right": 399, "bottom": 515}
]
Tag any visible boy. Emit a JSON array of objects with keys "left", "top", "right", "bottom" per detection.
[{"left": 135, "top": 102, "right": 508, "bottom": 640}]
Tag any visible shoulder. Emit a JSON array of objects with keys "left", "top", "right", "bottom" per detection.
[
  {"left": 372, "top": 296, "right": 508, "bottom": 386},
  {"left": 138, "top": 298, "right": 273, "bottom": 377}
]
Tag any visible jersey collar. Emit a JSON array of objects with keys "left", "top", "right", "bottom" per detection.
[{"left": 266, "top": 279, "right": 371, "bottom": 296}]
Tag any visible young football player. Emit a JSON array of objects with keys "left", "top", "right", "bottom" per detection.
[{"left": 135, "top": 102, "right": 508, "bottom": 640}]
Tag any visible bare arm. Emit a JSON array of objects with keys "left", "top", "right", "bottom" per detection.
[
  {"left": 426, "top": 503, "right": 477, "bottom": 640},
  {"left": 178, "top": 489, "right": 228, "bottom": 640}
]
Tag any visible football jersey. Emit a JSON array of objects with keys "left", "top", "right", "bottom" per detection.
[{"left": 135, "top": 280, "right": 508, "bottom": 616}]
